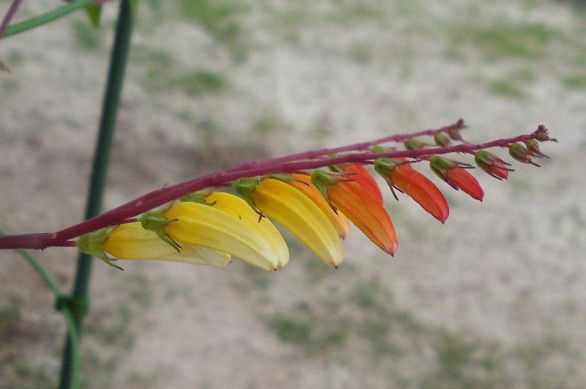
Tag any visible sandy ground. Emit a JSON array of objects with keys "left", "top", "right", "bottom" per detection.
[{"left": 1, "top": 0, "right": 585, "bottom": 387}]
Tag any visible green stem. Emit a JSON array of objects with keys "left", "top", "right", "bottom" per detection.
[
  {"left": 58, "top": 0, "right": 134, "bottom": 387},
  {"left": 62, "top": 309, "right": 81, "bottom": 388},
  {"left": 3, "top": 0, "right": 94, "bottom": 38}
]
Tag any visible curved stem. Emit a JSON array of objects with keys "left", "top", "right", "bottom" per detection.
[
  {"left": 58, "top": 0, "right": 133, "bottom": 387},
  {"left": 0, "top": 125, "right": 552, "bottom": 251},
  {"left": 2, "top": 0, "right": 94, "bottom": 39}
]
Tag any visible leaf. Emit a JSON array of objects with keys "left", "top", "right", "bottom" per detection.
[{"left": 85, "top": 4, "right": 102, "bottom": 28}]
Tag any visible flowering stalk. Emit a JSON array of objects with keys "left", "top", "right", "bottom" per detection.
[{"left": 0, "top": 123, "right": 554, "bottom": 251}]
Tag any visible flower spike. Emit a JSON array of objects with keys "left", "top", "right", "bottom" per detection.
[
  {"left": 375, "top": 158, "right": 449, "bottom": 223},
  {"left": 312, "top": 170, "right": 398, "bottom": 256},
  {"left": 429, "top": 156, "right": 484, "bottom": 201},
  {"left": 235, "top": 177, "right": 344, "bottom": 268}
]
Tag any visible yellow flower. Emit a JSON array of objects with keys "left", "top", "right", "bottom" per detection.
[
  {"left": 288, "top": 173, "right": 350, "bottom": 239},
  {"left": 236, "top": 178, "right": 344, "bottom": 268},
  {"left": 80, "top": 222, "right": 231, "bottom": 267},
  {"left": 161, "top": 201, "right": 282, "bottom": 271},
  {"left": 202, "top": 192, "right": 289, "bottom": 269}
]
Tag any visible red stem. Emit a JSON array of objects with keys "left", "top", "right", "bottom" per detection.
[
  {"left": 0, "top": 0, "right": 24, "bottom": 41},
  {"left": 230, "top": 119, "right": 465, "bottom": 172},
  {"left": 0, "top": 125, "right": 550, "bottom": 250}
]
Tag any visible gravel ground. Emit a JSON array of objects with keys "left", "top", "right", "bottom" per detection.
[{"left": 1, "top": 0, "right": 585, "bottom": 387}]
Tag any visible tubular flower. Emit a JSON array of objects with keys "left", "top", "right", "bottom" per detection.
[
  {"left": 78, "top": 223, "right": 232, "bottom": 267},
  {"left": 288, "top": 173, "right": 350, "bottom": 239},
  {"left": 144, "top": 202, "right": 283, "bottom": 271},
  {"left": 429, "top": 156, "right": 484, "bottom": 202},
  {"left": 312, "top": 170, "right": 398, "bottom": 256},
  {"left": 375, "top": 158, "right": 449, "bottom": 223},
  {"left": 341, "top": 164, "right": 384, "bottom": 204},
  {"left": 474, "top": 150, "right": 512, "bottom": 180},
  {"left": 104, "top": 223, "right": 231, "bottom": 266},
  {"left": 235, "top": 177, "right": 344, "bottom": 268},
  {"left": 200, "top": 192, "right": 289, "bottom": 269}
]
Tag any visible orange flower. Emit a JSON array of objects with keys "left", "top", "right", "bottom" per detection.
[
  {"left": 289, "top": 173, "right": 350, "bottom": 238},
  {"left": 429, "top": 156, "right": 484, "bottom": 202},
  {"left": 475, "top": 150, "right": 512, "bottom": 180},
  {"left": 312, "top": 170, "right": 398, "bottom": 256},
  {"left": 342, "top": 164, "right": 384, "bottom": 204},
  {"left": 375, "top": 158, "right": 449, "bottom": 223}
]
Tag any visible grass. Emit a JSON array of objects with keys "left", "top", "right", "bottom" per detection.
[
  {"left": 178, "top": 69, "right": 228, "bottom": 96},
  {"left": 561, "top": 73, "right": 586, "bottom": 90},
  {"left": 267, "top": 313, "right": 350, "bottom": 354},
  {"left": 265, "top": 4, "right": 313, "bottom": 44},
  {"left": 72, "top": 19, "right": 102, "bottom": 51},
  {"left": 422, "top": 332, "right": 510, "bottom": 388},
  {"left": 516, "top": 335, "right": 574, "bottom": 389},
  {"left": 449, "top": 20, "right": 561, "bottom": 62},
  {"left": 486, "top": 67, "right": 537, "bottom": 99},
  {"left": 330, "top": 1, "right": 387, "bottom": 24},
  {"left": 0, "top": 295, "right": 21, "bottom": 339},
  {"left": 131, "top": 46, "right": 229, "bottom": 95},
  {"left": 178, "top": 0, "right": 249, "bottom": 59},
  {"left": 348, "top": 43, "right": 374, "bottom": 64},
  {"left": 0, "top": 295, "right": 57, "bottom": 387},
  {"left": 265, "top": 277, "right": 418, "bottom": 359}
]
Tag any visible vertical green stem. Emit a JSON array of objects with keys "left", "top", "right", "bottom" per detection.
[{"left": 58, "top": 1, "right": 134, "bottom": 387}]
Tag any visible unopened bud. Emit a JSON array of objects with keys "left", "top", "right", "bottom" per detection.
[
  {"left": 448, "top": 128, "right": 464, "bottom": 141},
  {"left": 404, "top": 138, "right": 426, "bottom": 150},
  {"left": 474, "top": 150, "right": 512, "bottom": 180},
  {"left": 525, "top": 139, "right": 549, "bottom": 158},
  {"left": 509, "top": 143, "right": 540, "bottom": 167},
  {"left": 434, "top": 133, "right": 451, "bottom": 147}
]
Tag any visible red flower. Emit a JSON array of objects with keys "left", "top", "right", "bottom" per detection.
[
  {"left": 375, "top": 158, "right": 449, "bottom": 223},
  {"left": 474, "top": 151, "right": 512, "bottom": 180},
  {"left": 430, "top": 156, "right": 484, "bottom": 201}
]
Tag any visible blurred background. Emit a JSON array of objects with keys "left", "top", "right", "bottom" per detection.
[{"left": 1, "top": 0, "right": 585, "bottom": 387}]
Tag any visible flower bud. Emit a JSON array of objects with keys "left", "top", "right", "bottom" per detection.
[
  {"left": 429, "top": 156, "right": 483, "bottom": 201},
  {"left": 525, "top": 139, "right": 548, "bottom": 158},
  {"left": 434, "top": 133, "right": 451, "bottom": 147},
  {"left": 448, "top": 128, "right": 464, "bottom": 141},
  {"left": 404, "top": 138, "right": 427, "bottom": 150},
  {"left": 474, "top": 150, "right": 512, "bottom": 180},
  {"left": 509, "top": 143, "right": 540, "bottom": 167}
]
